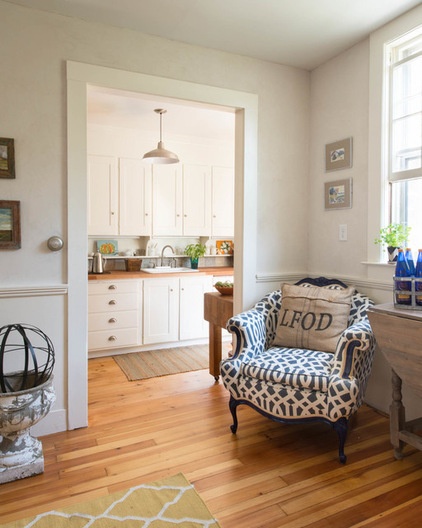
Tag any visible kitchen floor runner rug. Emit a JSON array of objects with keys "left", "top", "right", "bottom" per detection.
[
  {"left": 2, "top": 473, "right": 221, "bottom": 528},
  {"left": 113, "top": 344, "right": 212, "bottom": 381}
]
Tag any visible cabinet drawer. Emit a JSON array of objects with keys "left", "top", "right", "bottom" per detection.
[
  {"left": 88, "top": 327, "right": 140, "bottom": 350},
  {"left": 88, "top": 281, "right": 139, "bottom": 295},
  {"left": 88, "top": 293, "right": 138, "bottom": 313},
  {"left": 88, "top": 310, "right": 139, "bottom": 332}
]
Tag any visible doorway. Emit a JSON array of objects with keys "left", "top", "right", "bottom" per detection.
[{"left": 67, "top": 61, "right": 258, "bottom": 430}]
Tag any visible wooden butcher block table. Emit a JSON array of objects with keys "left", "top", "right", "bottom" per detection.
[{"left": 204, "top": 292, "right": 233, "bottom": 380}]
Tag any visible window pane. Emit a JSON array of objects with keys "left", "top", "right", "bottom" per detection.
[
  {"left": 391, "top": 178, "right": 422, "bottom": 250},
  {"left": 391, "top": 55, "right": 422, "bottom": 174}
]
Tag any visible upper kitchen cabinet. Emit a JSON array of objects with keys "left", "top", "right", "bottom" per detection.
[
  {"left": 88, "top": 155, "right": 118, "bottom": 236},
  {"left": 183, "top": 165, "right": 211, "bottom": 236},
  {"left": 152, "top": 164, "right": 233, "bottom": 237},
  {"left": 211, "top": 166, "right": 234, "bottom": 237},
  {"left": 152, "top": 164, "right": 183, "bottom": 236},
  {"left": 88, "top": 155, "right": 151, "bottom": 236},
  {"left": 119, "top": 158, "right": 152, "bottom": 236}
]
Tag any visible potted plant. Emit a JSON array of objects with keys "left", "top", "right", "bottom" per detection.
[
  {"left": 184, "top": 243, "right": 206, "bottom": 269},
  {"left": 374, "top": 223, "right": 411, "bottom": 263}
]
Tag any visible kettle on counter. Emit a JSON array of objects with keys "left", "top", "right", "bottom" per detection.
[{"left": 92, "top": 252, "right": 106, "bottom": 274}]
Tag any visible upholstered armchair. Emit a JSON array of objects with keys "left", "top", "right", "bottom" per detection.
[{"left": 220, "top": 277, "right": 376, "bottom": 463}]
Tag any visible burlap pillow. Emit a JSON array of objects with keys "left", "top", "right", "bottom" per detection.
[{"left": 273, "top": 283, "right": 354, "bottom": 353}]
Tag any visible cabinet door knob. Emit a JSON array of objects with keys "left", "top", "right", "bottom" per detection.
[
  {"left": 109, "top": 317, "right": 117, "bottom": 323},
  {"left": 108, "top": 335, "right": 117, "bottom": 341},
  {"left": 109, "top": 300, "right": 116, "bottom": 305},
  {"left": 108, "top": 284, "right": 117, "bottom": 290}
]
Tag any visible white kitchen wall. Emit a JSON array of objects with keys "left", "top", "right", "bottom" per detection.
[{"left": 0, "top": 1, "right": 309, "bottom": 434}]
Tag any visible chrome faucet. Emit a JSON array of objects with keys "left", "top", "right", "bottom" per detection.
[{"left": 160, "top": 245, "right": 175, "bottom": 267}]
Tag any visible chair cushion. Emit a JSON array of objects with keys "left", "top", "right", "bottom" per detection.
[
  {"left": 239, "top": 347, "right": 334, "bottom": 392},
  {"left": 272, "top": 283, "right": 354, "bottom": 353}
]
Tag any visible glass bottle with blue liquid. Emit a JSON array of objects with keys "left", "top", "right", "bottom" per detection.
[
  {"left": 415, "top": 249, "right": 422, "bottom": 306},
  {"left": 394, "top": 248, "right": 411, "bottom": 305}
]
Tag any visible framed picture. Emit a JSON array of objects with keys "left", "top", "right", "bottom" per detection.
[
  {"left": 0, "top": 200, "right": 21, "bottom": 249},
  {"left": 0, "top": 138, "right": 15, "bottom": 179},
  {"left": 325, "top": 137, "right": 352, "bottom": 172},
  {"left": 216, "top": 240, "right": 234, "bottom": 255},
  {"left": 324, "top": 178, "right": 352, "bottom": 210}
]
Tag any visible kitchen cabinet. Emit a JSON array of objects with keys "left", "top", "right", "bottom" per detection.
[
  {"left": 88, "top": 155, "right": 151, "bottom": 236},
  {"left": 119, "top": 158, "right": 152, "bottom": 236},
  {"left": 152, "top": 164, "right": 182, "bottom": 236},
  {"left": 143, "top": 277, "right": 179, "bottom": 344},
  {"left": 143, "top": 275, "right": 213, "bottom": 345},
  {"left": 152, "top": 164, "right": 234, "bottom": 237},
  {"left": 182, "top": 165, "right": 211, "bottom": 236},
  {"left": 179, "top": 275, "right": 213, "bottom": 340},
  {"left": 211, "top": 166, "right": 234, "bottom": 237},
  {"left": 88, "top": 280, "right": 142, "bottom": 352},
  {"left": 88, "top": 155, "right": 118, "bottom": 236}
]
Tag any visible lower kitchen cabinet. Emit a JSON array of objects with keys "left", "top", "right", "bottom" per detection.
[
  {"left": 88, "top": 280, "right": 142, "bottom": 351},
  {"left": 88, "top": 274, "right": 225, "bottom": 354},
  {"left": 143, "top": 277, "right": 179, "bottom": 345},
  {"left": 143, "top": 275, "right": 213, "bottom": 345},
  {"left": 179, "top": 275, "right": 213, "bottom": 340}
]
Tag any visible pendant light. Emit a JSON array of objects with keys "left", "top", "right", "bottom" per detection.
[{"left": 142, "top": 108, "right": 179, "bottom": 164}]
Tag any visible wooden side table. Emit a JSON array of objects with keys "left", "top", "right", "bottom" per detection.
[
  {"left": 204, "top": 292, "right": 233, "bottom": 380},
  {"left": 368, "top": 303, "right": 422, "bottom": 459}
]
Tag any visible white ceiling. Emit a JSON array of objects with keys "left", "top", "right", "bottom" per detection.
[
  {"left": 7, "top": 0, "right": 420, "bottom": 139},
  {"left": 5, "top": 0, "right": 421, "bottom": 70}
]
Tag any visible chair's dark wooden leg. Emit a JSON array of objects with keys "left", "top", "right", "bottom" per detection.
[
  {"left": 229, "top": 396, "right": 239, "bottom": 434},
  {"left": 333, "top": 417, "right": 348, "bottom": 464}
]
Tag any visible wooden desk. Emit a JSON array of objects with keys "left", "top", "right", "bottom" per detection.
[
  {"left": 368, "top": 303, "right": 422, "bottom": 459},
  {"left": 204, "top": 292, "right": 233, "bottom": 380}
]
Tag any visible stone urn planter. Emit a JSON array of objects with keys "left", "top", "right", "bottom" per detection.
[{"left": 0, "top": 324, "right": 55, "bottom": 484}]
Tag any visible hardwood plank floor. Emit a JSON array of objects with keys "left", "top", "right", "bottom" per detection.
[{"left": 1, "top": 356, "right": 422, "bottom": 527}]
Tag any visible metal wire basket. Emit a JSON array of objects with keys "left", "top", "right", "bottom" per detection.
[{"left": 0, "top": 323, "right": 55, "bottom": 393}]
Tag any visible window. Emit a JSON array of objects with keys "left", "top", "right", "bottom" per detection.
[{"left": 386, "top": 27, "right": 422, "bottom": 251}]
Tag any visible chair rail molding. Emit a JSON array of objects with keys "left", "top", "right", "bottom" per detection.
[
  {"left": 255, "top": 272, "right": 392, "bottom": 293},
  {"left": 0, "top": 286, "right": 68, "bottom": 298}
]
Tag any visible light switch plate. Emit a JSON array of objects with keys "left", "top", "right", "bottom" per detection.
[{"left": 339, "top": 224, "right": 348, "bottom": 241}]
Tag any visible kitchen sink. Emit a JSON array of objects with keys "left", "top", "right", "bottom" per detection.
[{"left": 142, "top": 266, "right": 199, "bottom": 274}]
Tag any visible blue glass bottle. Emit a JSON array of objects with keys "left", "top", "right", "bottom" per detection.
[
  {"left": 405, "top": 248, "right": 415, "bottom": 276},
  {"left": 395, "top": 248, "right": 411, "bottom": 305},
  {"left": 415, "top": 249, "right": 422, "bottom": 306}
]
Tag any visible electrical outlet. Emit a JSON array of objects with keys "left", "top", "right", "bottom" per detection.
[{"left": 339, "top": 224, "right": 348, "bottom": 241}]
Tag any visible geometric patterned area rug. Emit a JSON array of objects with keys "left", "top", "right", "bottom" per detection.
[
  {"left": 1, "top": 473, "right": 221, "bottom": 528},
  {"left": 113, "top": 344, "right": 211, "bottom": 381}
]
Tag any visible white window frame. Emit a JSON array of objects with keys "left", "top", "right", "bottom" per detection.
[{"left": 367, "top": 7, "right": 422, "bottom": 264}]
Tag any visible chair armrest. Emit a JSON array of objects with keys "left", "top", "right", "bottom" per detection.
[
  {"left": 331, "top": 318, "right": 376, "bottom": 380},
  {"left": 226, "top": 309, "right": 267, "bottom": 361}
]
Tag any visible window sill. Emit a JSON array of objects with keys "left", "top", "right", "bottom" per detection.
[{"left": 361, "top": 261, "right": 396, "bottom": 268}]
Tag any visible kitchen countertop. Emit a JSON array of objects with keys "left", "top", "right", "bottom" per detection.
[{"left": 88, "top": 267, "right": 234, "bottom": 280}]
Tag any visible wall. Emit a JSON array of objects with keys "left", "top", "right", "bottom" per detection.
[
  {"left": 0, "top": 1, "right": 310, "bottom": 434},
  {"left": 308, "top": 11, "right": 422, "bottom": 417}
]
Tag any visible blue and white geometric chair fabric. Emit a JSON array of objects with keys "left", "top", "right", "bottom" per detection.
[{"left": 220, "top": 277, "right": 376, "bottom": 463}]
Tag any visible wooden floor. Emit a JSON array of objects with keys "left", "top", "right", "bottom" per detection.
[{"left": 1, "top": 357, "right": 422, "bottom": 527}]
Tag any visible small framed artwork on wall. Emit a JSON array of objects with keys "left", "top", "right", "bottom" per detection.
[
  {"left": 0, "top": 200, "right": 21, "bottom": 249},
  {"left": 325, "top": 137, "right": 352, "bottom": 172},
  {"left": 0, "top": 138, "right": 15, "bottom": 179},
  {"left": 324, "top": 178, "right": 352, "bottom": 210}
]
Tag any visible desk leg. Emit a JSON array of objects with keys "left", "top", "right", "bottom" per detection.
[
  {"left": 390, "top": 369, "right": 405, "bottom": 459},
  {"left": 209, "top": 322, "right": 222, "bottom": 381}
]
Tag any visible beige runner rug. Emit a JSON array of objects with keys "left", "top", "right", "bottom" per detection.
[
  {"left": 113, "top": 344, "right": 211, "bottom": 381},
  {"left": 2, "top": 473, "right": 220, "bottom": 527}
]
